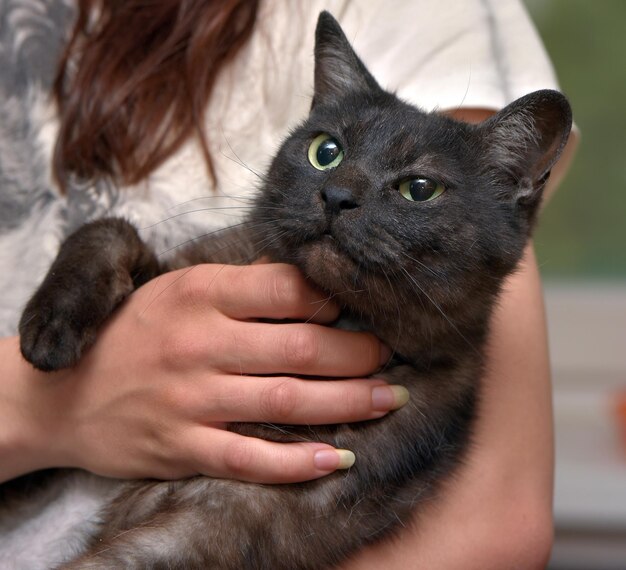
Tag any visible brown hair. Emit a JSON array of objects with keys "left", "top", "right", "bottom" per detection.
[{"left": 53, "top": 0, "right": 259, "bottom": 190}]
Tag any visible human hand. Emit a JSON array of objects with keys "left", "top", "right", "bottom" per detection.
[{"left": 11, "top": 264, "right": 406, "bottom": 484}]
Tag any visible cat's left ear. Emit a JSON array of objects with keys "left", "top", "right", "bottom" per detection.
[
  {"left": 479, "top": 89, "right": 572, "bottom": 206},
  {"left": 312, "top": 11, "right": 384, "bottom": 107}
]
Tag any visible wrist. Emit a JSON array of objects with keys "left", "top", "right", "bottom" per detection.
[{"left": 0, "top": 336, "right": 69, "bottom": 482}]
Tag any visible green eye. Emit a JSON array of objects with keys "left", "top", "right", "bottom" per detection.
[
  {"left": 308, "top": 134, "right": 344, "bottom": 170},
  {"left": 398, "top": 177, "right": 445, "bottom": 202}
]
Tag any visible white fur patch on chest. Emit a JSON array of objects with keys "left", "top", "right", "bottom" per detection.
[{"left": 0, "top": 472, "right": 121, "bottom": 570}]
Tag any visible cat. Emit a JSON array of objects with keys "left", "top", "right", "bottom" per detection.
[{"left": 13, "top": 11, "right": 571, "bottom": 570}]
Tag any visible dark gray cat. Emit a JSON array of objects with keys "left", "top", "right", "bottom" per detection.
[{"left": 15, "top": 12, "right": 571, "bottom": 570}]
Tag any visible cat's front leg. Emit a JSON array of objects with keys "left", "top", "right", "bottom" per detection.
[{"left": 19, "top": 218, "right": 160, "bottom": 371}]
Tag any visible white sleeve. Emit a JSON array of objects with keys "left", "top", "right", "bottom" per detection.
[{"left": 336, "top": 0, "right": 561, "bottom": 112}]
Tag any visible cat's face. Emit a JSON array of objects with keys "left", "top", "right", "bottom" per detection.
[
  {"left": 260, "top": 97, "right": 490, "bottom": 306},
  {"left": 252, "top": 12, "right": 571, "bottom": 319}
]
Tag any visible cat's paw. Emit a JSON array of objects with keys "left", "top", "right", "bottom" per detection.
[
  {"left": 17, "top": 218, "right": 160, "bottom": 373},
  {"left": 19, "top": 302, "right": 94, "bottom": 372}
]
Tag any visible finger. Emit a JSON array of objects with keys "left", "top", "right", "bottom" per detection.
[
  {"left": 192, "top": 377, "right": 409, "bottom": 424},
  {"left": 187, "top": 428, "right": 356, "bottom": 484},
  {"left": 216, "top": 321, "right": 389, "bottom": 377},
  {"left": 194, "top": 263, "right": 339, "bottom": 323}
]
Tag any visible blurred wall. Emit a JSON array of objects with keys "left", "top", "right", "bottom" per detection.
[
  {"left": 524, "top": 0, "right": 626, "bottom": 280},
  {"left": 522, "top": 3, "right": 626, "bottom": 568}
]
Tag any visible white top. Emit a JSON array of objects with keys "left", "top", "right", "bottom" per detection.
[{"left": 0, "top": 0, "right": 565, "bottom": 336}]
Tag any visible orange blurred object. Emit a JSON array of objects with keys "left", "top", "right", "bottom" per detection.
[{"left": 613, "top": 390, "right": 626, "bottom": 456}]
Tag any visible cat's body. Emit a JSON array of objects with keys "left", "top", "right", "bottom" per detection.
[{"left": 7, "top": 12, "right": 571, "bottom": 570}]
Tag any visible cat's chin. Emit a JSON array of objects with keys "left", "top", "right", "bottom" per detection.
[{"left": 299, "top": 235, "right": 359, "bottom": 294}]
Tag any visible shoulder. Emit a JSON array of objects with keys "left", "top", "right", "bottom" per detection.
[{"left": 330, "top": 0, "right": 561, "bottom": 112}]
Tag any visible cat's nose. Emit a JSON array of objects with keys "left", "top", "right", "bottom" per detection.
[{"left": 321, "top": 185, "right": 360, "bottom": 215}]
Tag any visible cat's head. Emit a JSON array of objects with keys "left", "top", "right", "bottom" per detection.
[{"left": 253, "top": 12, "right": 571, "bottom": 322}]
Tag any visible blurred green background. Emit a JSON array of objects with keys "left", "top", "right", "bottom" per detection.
[{"left": 524, "top": 0, "right": 626, "bottom": 280}]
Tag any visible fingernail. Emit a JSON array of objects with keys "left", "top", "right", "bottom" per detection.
[
  {"left": 379, "top": 344, "right": 392, "bottom": 365},
  {"left": 314, "top": 449, "right": 356, "bottom": 471},
  {"left": 372, "top": 385, "right": 410, "bottom": 411}
]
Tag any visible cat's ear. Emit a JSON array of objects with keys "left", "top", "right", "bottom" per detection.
[
  {"left": 479, "top": 90, "right": 572, "bottom": 207},
  {"left": 312, "top": 11, "right": 383, "bottom": 107}
]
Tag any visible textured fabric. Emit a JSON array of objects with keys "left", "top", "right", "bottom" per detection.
[{"left": 0, "top": 0, "right": 562, "bottom": 336}]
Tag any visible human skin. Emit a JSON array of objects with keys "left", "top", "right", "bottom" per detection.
[{"left": 0, "top": 263, "right": 403, "bottom": 485}]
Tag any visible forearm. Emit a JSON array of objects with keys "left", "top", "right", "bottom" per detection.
[
  {"left": 0, "top": 336, "right": 67, "bottom": 483},
  {"left": 341, "top": 243, "right": 553, "bottom": 569}
]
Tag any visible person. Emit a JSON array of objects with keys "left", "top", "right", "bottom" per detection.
[{"left": 0, "top": 0, "right": 577, "bottom": 567}]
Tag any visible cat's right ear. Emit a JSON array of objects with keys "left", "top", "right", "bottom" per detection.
[
  {"left": 479, "top": 90, "right": 573, "bottom": 208},
  {"left": 312, "top": 11, "right": 383, "bottom": 108}
]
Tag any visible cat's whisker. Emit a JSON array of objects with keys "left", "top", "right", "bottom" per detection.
[
  {"left": 140, "top": 207, "right": 258, "bottom": 230},
  {"left": 219, "top": 128, "right": 264, "bottom": 181},
  {"left": 166, "top": 194, "right": 257, "bottom": 210},
  {"left": 364, "top": 518, "right": 395, "bottom": 539},
  {"left": 148, "top": 198, "right": 287, "bottom": 235},
  {"left": 399, "top": 251, "right": 445, "bottom": 281},
  {"left": 399, "top": 267, "right": 480, "bottom": 357},
  {"left": 343, "top": 494, "right": 367, "bottom": 527},
  {"left": 155, "top": 220, "right": 254, "bottom": 257},
  {"left": 334, "top": 287, "right": 367, "bottom": 296},
  {"left": 380, "top": 269, "right": 402, "bottom": 366},
  {"left": 449, "top": 65, "right": 473, "bottom": 121},
  {"left": 221, "top": 154, "right": 263, "bottom": 181},
  {"left": 397, "top": 266, "right": 435, "bottom": 356},
  {"left": 248, "top": 228, "right": 293, "bottom": 258},
  {"left": 353, "top": 265, "right": 367, "bottom": 323},
  {"left": 258, "top": 423, "right": 313, "bottom": 442},
  {"left": 353, "top": 263, "right": 361, "bottom": 286},
  {"left": 391, "top": 509, "right": 406, "bottom": 528},
  {"left": 303, "top": 293, "right": 336, "bottom": 325},
  {"left": 138, "top": 266, "right": 200, "bottom": 317}
]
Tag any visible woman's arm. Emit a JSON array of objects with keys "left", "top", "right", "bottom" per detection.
[
  {"left": 0, "top": 253, "right": 552, "bottom": 568},
  {"left": 0, "top": 263, "right": 406, "bottom": 485},
  {"left": 340, "top": 244, "right": 553, "bottom": 569}
]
